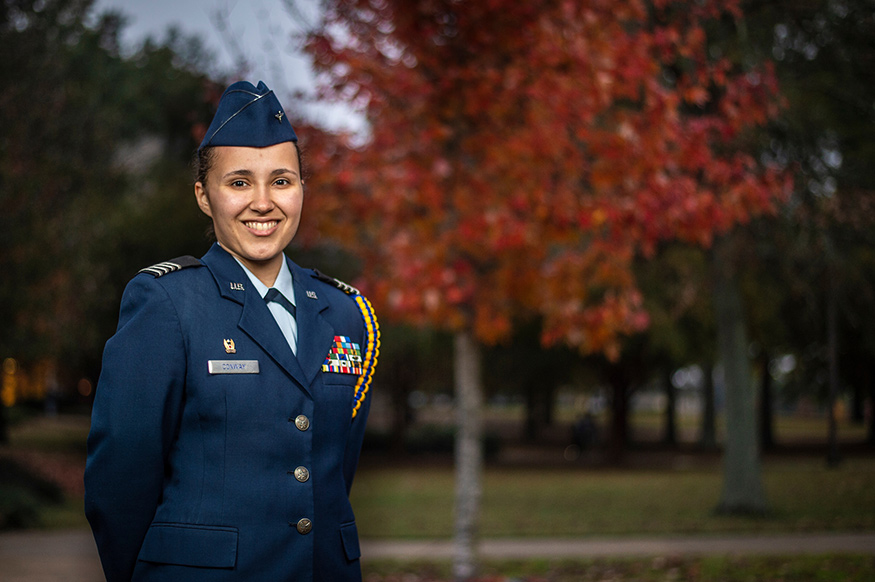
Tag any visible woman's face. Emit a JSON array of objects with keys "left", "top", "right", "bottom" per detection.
[{"left": 195, "top": 141, "right": 303, "bottom": 282}]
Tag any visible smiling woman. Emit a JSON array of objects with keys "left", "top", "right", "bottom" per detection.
[
  {"left": 195, "top": 141, "right": 305, "bottom": 285},
  {"left": 84, "top": 80, "right": 378, "bottom": 582}
]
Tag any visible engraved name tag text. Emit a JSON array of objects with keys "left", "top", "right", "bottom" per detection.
[{"left": 208, "top": 360, "right": 260, "bottom": 374}]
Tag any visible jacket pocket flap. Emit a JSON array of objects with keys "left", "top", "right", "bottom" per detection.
[
  {"left": 340, "top": 521, "right": 361, "bottom": 561},
  {"left": 138, "top": 523, "right": 238, "bottom": 568}
]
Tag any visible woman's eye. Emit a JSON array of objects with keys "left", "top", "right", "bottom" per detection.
[
  {"left": 231, "top": 180, "right": 247, "bottom": 188},
  {"left": 274, "top": 178, "right": 290, "bottom": 186}
]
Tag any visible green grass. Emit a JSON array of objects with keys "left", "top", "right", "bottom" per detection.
[
  {"left": 361, "top": 555, "right": 875, "bottom": 581},
  {"left": 1, "top": 413, "right": 90, "bottom": 529},
  {"left": 7, "top": 414, "right": 90, "bottom": 454},
  {"left": 39, "top": 497, "right": 89, "bottom": 529},
  {"left": 352, "top": 458, "right": 875, "bottom": 539},
  {"left": 4, "top": 411, "right": 871, "bottom": 579}
]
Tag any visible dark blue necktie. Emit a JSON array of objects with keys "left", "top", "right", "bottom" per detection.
[{"left": 264, "top": 288, "right": 296, "bottom": 319}]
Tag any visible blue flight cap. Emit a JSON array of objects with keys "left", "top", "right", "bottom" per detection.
[{"left": 198, "top": 80, "right": 297, "bottom": 151}]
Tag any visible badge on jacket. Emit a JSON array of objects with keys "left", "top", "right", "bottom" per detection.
[
  {"left": 208, "top": 360, "right": 260, "bottom": 374},
  {"left": 322, "top": 336, "right": 363, "bottom": 375}
]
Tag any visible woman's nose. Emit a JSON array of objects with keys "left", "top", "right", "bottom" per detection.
[{"left": 250, "top": 185, "right": 275, "bottom": 212}]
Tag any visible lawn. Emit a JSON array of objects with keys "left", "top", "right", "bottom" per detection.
[
  {"left": 2, "top": 412, "right": 873, "bottom": 580},
  {"left": 2, "top": 411, "right": 874, "bottom": 540},
  {"left": 351, "top": 458, "right": 875, "bottom": 539}
]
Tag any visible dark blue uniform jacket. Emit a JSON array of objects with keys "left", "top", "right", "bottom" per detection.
[{"left": 85, "top": 243, "right": 371, "bottom": 581}]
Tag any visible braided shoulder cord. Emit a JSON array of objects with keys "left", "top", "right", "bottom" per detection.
[{"left": 351, "top": 294, "right": 379, "bottom": 419}]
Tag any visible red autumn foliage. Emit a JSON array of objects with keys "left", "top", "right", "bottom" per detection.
[{"left": 298, "top": 0, "right": 790, "bottom": 359}]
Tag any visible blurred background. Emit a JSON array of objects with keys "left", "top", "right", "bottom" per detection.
[{"left": 1, "top": 0, "right": 874, "bottom": 580}]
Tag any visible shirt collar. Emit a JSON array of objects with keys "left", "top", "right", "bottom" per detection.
[{"left": 231, "top": 253, "right": 295, "bottom": 305}]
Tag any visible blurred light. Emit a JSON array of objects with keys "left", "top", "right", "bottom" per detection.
[
  {"left": 3, "top": 357, "right": 17, "bottom": 374},
  {"left": 78, "top": 378, "right": 93, "bottom": 397},
  {"left": 2, "top": 358, "right": 17, "bottom": 407}
]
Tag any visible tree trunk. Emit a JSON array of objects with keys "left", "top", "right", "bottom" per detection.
[
  {"left": 868, "top": 362, "right": 875, "bottom": 447},
  {"left": 663, "top": 369, "right": 677, "bottom": 446},
  {"left": 389, "top": 366, "right": 412, "bottom": 455},
  {"left": 699, "top": 361, "right": 717, "bottom": 450},
  {"left": 453, "top": 330, "right": 483, "bottom": 582},
  {"left": 851, "top": 356, "right": 866, "bottom": 425},
  {"left": 826, "top": 272, "right": 841, "bottom": 467},
  {"left": 543, "top": 383, "right": 556, "bottom": 427},
  {"left": 713, "top": 236, "right": 768, "bottom": 515},
  {"left": 0, "top": 404, "right": 8, "bottom": 444},
  {"left": 523, "top": 382, "right": 540, "bottom": 442},
  {"left": 0, "top": 359, "right": 10, "bottom": 443},
  {"left": 524, "top": 378, "right": 557, "bottom": 442},
  {"left": 607, "top": 365, "right": 630, "bottom": 463},
  {"left": 758, "top": 350, "right": 775, "bottom": 451}
]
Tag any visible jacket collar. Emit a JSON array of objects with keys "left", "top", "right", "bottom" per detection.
[{"left": 200, "top": 243, "right": 336, "bottom": 391}]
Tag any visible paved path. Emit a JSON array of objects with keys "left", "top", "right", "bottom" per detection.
[
  {"left": 1, "top": 530, "right": 873, "bottom": 581},
  {"left": 362, "top": 532, "right": 875, "bottom": 559},
  {"left": 0, "top": 530, "right": 103, "bottom": 582}
]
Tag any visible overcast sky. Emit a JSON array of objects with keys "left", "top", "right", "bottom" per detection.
[{"left": 93, "top": 0, "right": 358, "bottom": 131}]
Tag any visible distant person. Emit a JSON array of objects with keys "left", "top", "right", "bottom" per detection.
[
  {"left": 85, "top": 81, "right": 379, "bottom": 581},
  {"left": 572, "top": 412, "right": 599, "bottom": 451}
]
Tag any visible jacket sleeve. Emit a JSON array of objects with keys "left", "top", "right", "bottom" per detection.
[{"left": 84, "top": 275, "right": 187, "bottom": 582}]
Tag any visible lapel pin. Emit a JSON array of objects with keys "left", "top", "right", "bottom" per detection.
[
  {"left": 230, "top": 282, "right": 244, "bottom": 291},
  {"left": 223, "top": 339, "right": 236, "bottom": 354},
  {"left": 306, "top": 290, "right": 318, "bottom": 299},
  {"left": 275, "top": 110, "right": 284, "bottom": 123}
]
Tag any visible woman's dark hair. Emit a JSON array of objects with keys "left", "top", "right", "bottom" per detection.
[{"left": 195, "top": 145, "right": 217, "bottom": 186}]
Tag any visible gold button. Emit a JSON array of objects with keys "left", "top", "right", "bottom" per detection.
[
  {"left": 294, "top": 415, "right": 310, "bottom": 431},
  {"left": 296, "top": 518, "right": 312, "bottom": 535},
  {"left": 294, "top": 466, "right": 310, "bottom": 483}
]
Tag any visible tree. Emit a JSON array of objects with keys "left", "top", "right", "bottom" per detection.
[
  {"left": 740, "top": 0, "right": 875, "bottom": 454},
  {"left": 300, "top": 1, "right": 787, "bottom": 577},
  {"left": 0, "top": 0, "right": 222, "bottom": 401}
]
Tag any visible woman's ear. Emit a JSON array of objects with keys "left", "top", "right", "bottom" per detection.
[{"left": 194, "top": 181, "right": 212, "bottom": 217}]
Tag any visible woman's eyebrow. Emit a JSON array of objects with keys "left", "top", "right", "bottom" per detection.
[
  {"left": 270, "top": 168, "right": 298, "bottom": 177},
  {"left": 221, "top": 168, "right": 298, "bottom": 179},
  {"left": 222, "top": 169, "right": 255, "bottom": 180}
]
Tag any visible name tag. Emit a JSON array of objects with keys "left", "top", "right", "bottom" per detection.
[{"left": 208, "top": 360, "right": 260, "bottom": 374}]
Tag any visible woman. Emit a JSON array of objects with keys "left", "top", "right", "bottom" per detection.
[{"left": 85, "top": 81, "right": 378, "bottom": 582}]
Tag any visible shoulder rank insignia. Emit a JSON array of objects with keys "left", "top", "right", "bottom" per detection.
[
  {"left": 139, "top": 256, "right": 202, "bottom": 278},
  {"left": 310, "top": 269, "right": 379, "bottom": 419},
  {"left": 312, "top": 269, "right": 360, "bottom": 296}
]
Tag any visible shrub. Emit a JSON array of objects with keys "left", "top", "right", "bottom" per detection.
[{"left": 0, "top": 457, "right": 64, "bottom": 530}]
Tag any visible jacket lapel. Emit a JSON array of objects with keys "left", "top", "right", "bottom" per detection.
[
  {"left": 289, "top": 259, "right": 337, "bottom": 386},
  {"left": 201, "top": 244, "right": 311, "bottom": 394}
]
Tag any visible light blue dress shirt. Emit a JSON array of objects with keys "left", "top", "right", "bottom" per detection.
[{"left": 232, "top": 254, "right": 298, "bottom": 355}]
